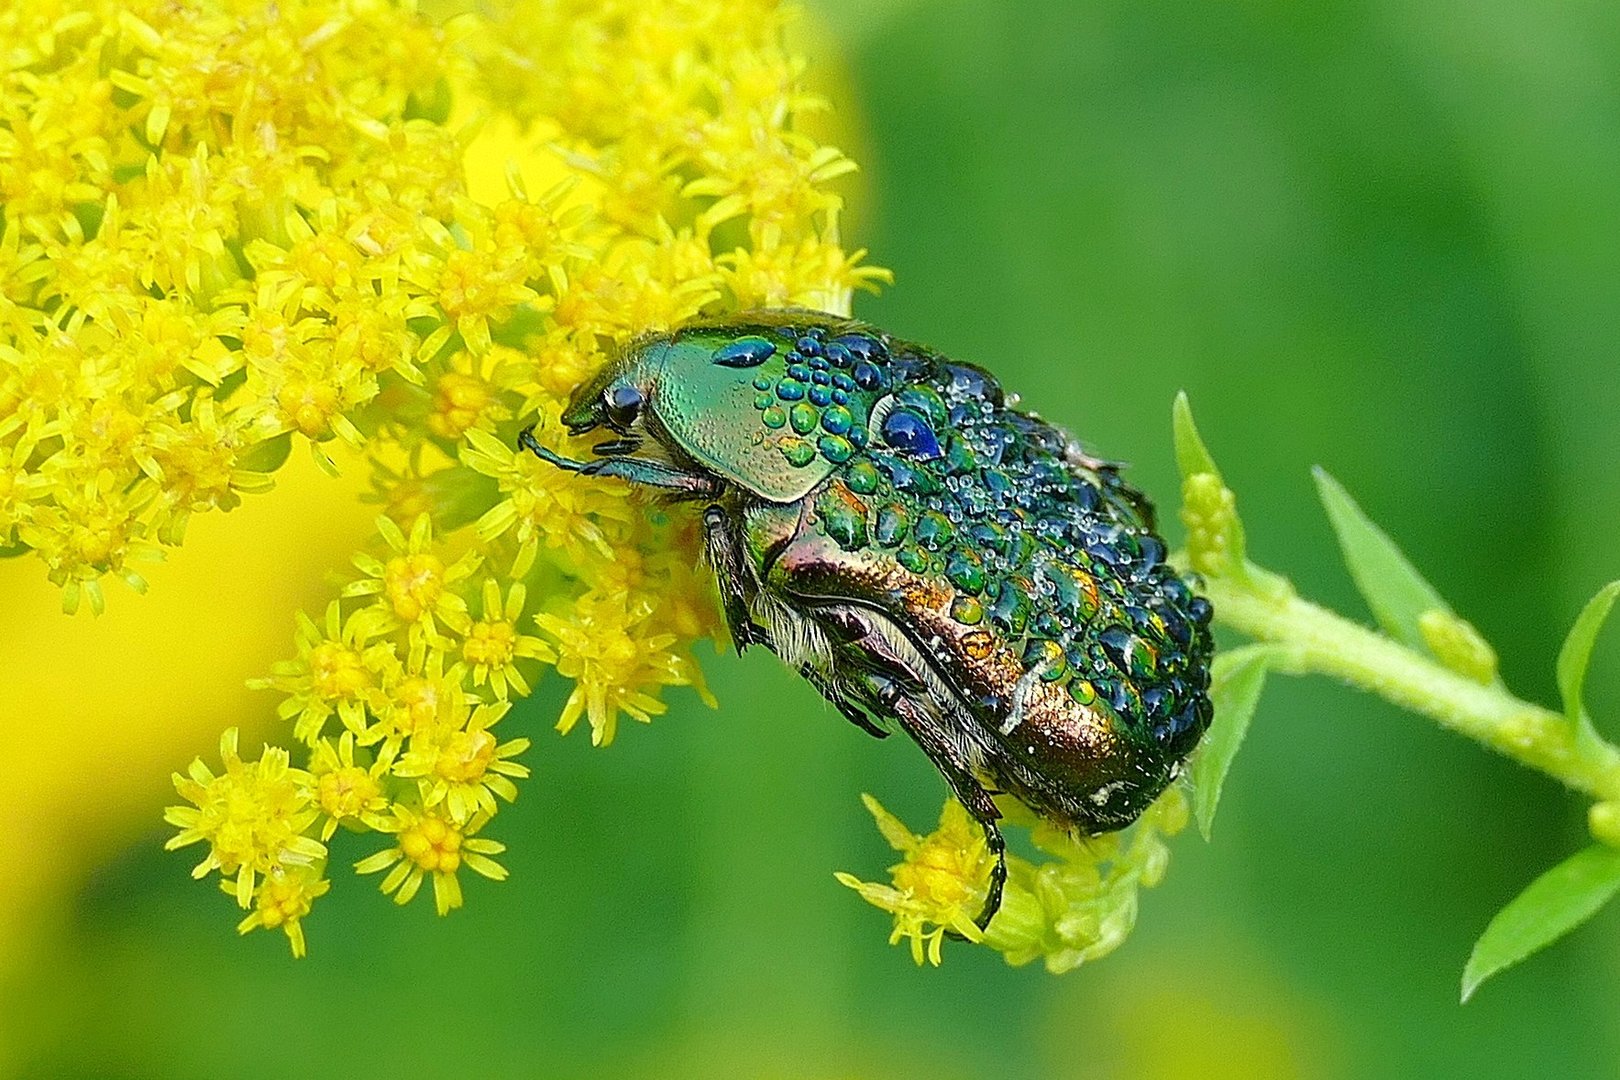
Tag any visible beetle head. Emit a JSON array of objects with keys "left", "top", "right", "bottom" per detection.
[
  {"left": 559, "top": 316, "right": 845, "bottom": 503},
  {"left": 559, "top": 332, "right": 667, "bottom": 437}
]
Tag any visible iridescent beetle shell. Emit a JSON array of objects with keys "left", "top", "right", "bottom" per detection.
[{"left": 520, "top": 311, "right": 1214, "bottom": 925}]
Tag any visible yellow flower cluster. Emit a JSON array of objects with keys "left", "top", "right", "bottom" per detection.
[
  {"left": 0, "top": 0, "right": 888, "bottom": 955},
  {"left": 8, "top": 0, "right": 1198, "bottom": 974},
  {"left": 839, "top": 789, "right": 1190, "bottom": 972},
  {"left": 835, "top": 795, "right": 999, "bottom": 965}
]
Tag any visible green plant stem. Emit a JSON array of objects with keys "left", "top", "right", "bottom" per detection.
[{"left": 1203, "top": 570, "right": 1620, "bottom": 802}]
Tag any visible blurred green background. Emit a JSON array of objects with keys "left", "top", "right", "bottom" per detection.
[{"left": 7, "top": 0, "right": 1620, "bottom": 1076}]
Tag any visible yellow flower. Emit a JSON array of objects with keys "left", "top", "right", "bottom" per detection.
[
  {"left": 368, "top": 647, "right": 467, "bottom": 751},
  {"left": 252, "top": 600, "right": 400, "bottom": 744},
  {"left": 358, "top": 442, "right": 480, "bottom": 534},
  {"left": 462, "top": 575, "right": 554, "bottom": 699},
  {"left": 164, "top": 728, "right": 326, "bottom": 908},
  {"left": 524, "top": 331, "right": 606, "bottom": 406},
  {"left": 0, "top": 434, "right": 46, "bottom": 543},
  {"left": 142, "top": 391, "right": 278, "bottom": 545},
  {"left": 996, "top": 791, "right": 1188, "bottom": 974},
  {"left": 230, "top": 864, "right": 332, "bottom": 959},
  {"left": 718, "top": 227, "right": 892, "bottom": 313},
  {"left": 16, "top": 475, "right": 164, "bottom": 615},
  {"left": 840, "top": 790, "right": 1194, "bottom": 973},
  {"left": 836, "top": 795, "right": 996, "bottom": 966},
  {"left": 462, "top": 421, "right": 634, "bottom": 574},
  {"left": 341, "top": 512, "right": 480, "bottom": 647},
  {"left": 393, "top": 699, "right": 531, "bottom": 823},
  {"left": 355, "top": 805, "right": 508, "bottom": 916},
  {"left": 536, "top": 589, "right": 705, "bottom": 746},
  {"left": 424, "top": 227, "right": 542, "bottom": 356},
  {"left": 309, "top": 731, "right": 394, "bottom": 840},
  {"left": 426, "top": 364, "right": 509, "bottom": 442}
]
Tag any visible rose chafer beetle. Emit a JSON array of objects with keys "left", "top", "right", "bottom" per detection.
[{"left": 519, "top": 311, "right": 1214, "bottom": 926}]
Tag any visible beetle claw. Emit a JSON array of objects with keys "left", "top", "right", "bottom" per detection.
[{"left": 973, "top": 824, "right": 1008, "bottom": 932}]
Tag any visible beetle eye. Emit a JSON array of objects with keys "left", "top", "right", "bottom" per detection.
[{"left": 604, "top": 384, "right": 644, "bottom": 430}]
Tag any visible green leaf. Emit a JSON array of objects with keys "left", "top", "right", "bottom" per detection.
[
  {"left": 236, "top": 431, "right": 293, "bottom": 473},
  {"left": 1313, "top": 467, "right": 1451, "bottom": 652},
  {"left": 1556, "top": 581, "right": 1620, "bottom": 745},
  {"left": 1191, "top": 645, "right": 1272, "bottom": 840},
  {"left": 1462, "top": 845, "right": 1620, "bottom": 1002},
  {"left": 422, "top": 465, "right": 501, "bottom": 533},
  {"left": 1171, "top": 391, "right": 1222, "bottom": 482}
]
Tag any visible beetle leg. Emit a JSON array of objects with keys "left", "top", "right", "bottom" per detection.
[
  {"left": 815, "top": 605, "right": 925, "bottom": 688},
  {"left": 807, "top": 603, "right": 931, "bottom": 739},
  {"left": 797, "top": 662, "right": 892, "bottom": 739},
  {"left": 582, "top": 457, "right": 723, "bottom": 496},
  {"left": 806, "top": 602, "right": 1007, "bottom": 927},
  {"left": 700, "top": 505, "right": 771, "bottom": 653},
  {"left": 886, "top": 691, "right": 1008, "bottom": 931},
  {"left": 517, "top": 425, "right": 723, "bottom": 496}
]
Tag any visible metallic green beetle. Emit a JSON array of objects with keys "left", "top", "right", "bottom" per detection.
[{"left": 519, "top": 311, "right": 1214, "bottom": 926}]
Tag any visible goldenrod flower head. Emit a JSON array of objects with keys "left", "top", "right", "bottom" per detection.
[
  {"left": 840, "top": 790, "right": 1193, "bottom": 973},
  {"left": 993, "top": 791, "right": 1189, "bottom": 974},
  {"left": 393, "top": 698, "right": 531, "bottom": 822},
  {"left": 232, "top": 864, "right": 332, "bottom": 958},
  {"left": 835, "top": 795, "right": 995, "bottom": 966},
  {"left": 462, "top": 421, "right": 633, "bottom": 572},
  {"left": 17, "top": 476, "right": 165, "bottom": 614},
  {"left": 310, "top": 731, "right": 394, "bottom": 840},
  {"left": 426, "top": 360, "right": 511, "bottom": 441},
  {"left": 536, "top": 589, "right": 703, "bottom": 746},
  {"left": 461, "top": 576, "right": 554, "bottom": 699},
  {"left": 368, "top": 648, "right": 468, "bottom": 751},
  {"left": 355, "top": 805, "right": 507, "bottom": 916},
  {"left": 165, "top": 728, "right": 327, "bottom": 908},
  {"left": 254, "top": 600, "right": 400, "bottom": 744},
  {"left": 342, "top": 513, "right": 480, "bottom": 652}
]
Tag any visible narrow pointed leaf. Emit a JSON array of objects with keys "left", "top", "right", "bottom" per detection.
[
  {"left": 1313, "top": 467, "right": 1450, "bottom": 651},
  {"left": 1172, "top": 392, "right": 1221, "bottom": 482},
  {"left": 1556, "top": 581, "right": 1620, "bottom": 745},
  {"left": 1192, "top": 645, "right": 1272, "bottom": 840},
  {"left": 1461, "top": 845, "right": 1620, "bottom": 1002}
]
